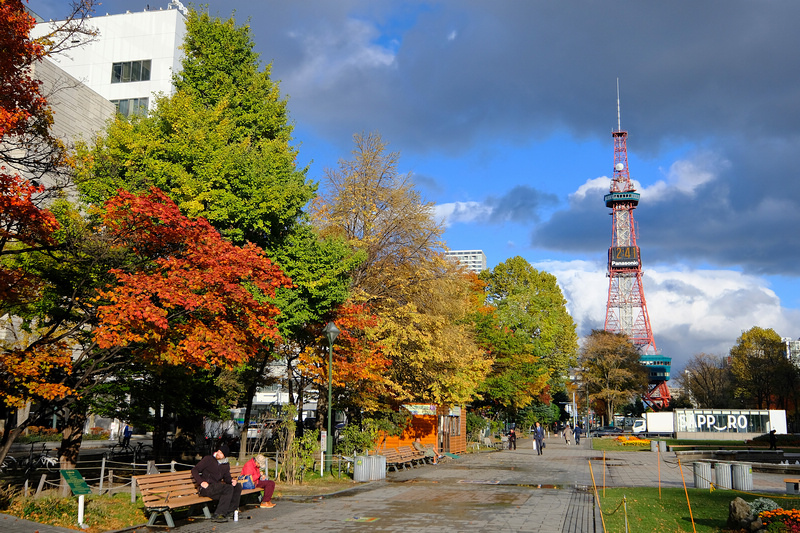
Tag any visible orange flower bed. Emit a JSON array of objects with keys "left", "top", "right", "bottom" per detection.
[
  {"left": 614, "top": 435, "right": 650, "bottom": 446},
  {"left": 760, "top": 508, "right": 800, "bottom": 531}
]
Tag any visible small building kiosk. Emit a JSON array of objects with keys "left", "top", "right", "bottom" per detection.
[{"left": 380, "top": 404, "right": 466, "bottom": 455}]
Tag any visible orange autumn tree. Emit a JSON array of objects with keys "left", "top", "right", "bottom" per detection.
[
  {"left": 0, "top": 0, "right": 62, "bottom": 301},
  {"left": 298, "top": 302, "right": 392, "bottom": 415},
  {"left": 34, "top": 187, "right": 293, "bottom": 472},
  {"left": 94, "top": 188, "right": 292, "bottom": 369},
  {"left": 0, "top": 0, "right": 77, "bottom": 462}
]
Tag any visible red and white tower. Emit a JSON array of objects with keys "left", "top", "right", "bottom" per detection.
[{"left": 603, "top": 89, "right": 671, "bottom": 408}]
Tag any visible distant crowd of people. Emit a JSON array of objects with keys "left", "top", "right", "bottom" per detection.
[{"left": 504, "top": 422, "right": 585, "bottom": 456}]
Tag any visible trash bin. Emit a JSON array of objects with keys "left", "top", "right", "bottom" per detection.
[
  {"left": 693, "top": 462, "right": 711, "bottom": 489},
  {"left": 715, "top": 462, "right": 732, "bottom": 490},
  {"left": 353, "top": 456, "right": 370, "bottom": 482},
  {"left": 650, "top": 440, "right": 659, "bottom": 452},
  {"left": 658, "top": 440, "right": 668, "bottom": 452},
  {"left": 732, "top": 463, "right": 753, "bottom": 491},
  {"left": 370, "top": 455, "right": 386, "bottom": 480}
]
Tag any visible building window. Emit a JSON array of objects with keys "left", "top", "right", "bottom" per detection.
[
  {"left": 111, "top": 97, "right": 149, "bottom": 117},
  {"left": 111, "top": 60, "right": 151, "bottom": 83}
]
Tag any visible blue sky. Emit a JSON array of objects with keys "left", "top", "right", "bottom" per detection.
[{"left": 31, "top": 0, "right": 800, "bottom": 373}]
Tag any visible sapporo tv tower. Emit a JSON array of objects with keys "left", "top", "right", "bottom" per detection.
[{"left": 603, "top": 85, "right": 671, "bottom": 409}]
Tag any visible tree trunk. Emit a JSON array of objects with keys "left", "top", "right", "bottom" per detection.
[
  {"left": 59, "top": 409, "right": 87, "bottom": 495},
  {"left": 0, "top": 425, "right": 25, "bottom": 469},
  {"left": 237, "top": 350, "right": 272, "bottom": 461}
]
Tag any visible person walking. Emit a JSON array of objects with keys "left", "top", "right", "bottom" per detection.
[
  {"left": 122, "top": 423, "right": 133, "bottom": 448},
  {"left": 533, "top": 422, "right": 545, "bottom": 456},
  {"left": 768, "top": 429, "right": 778, "bottom": 450},
  {"left": 508, "top": 428, "right": 517, "bottom": 450},
  {"left": 564, "top": 423, "right": 573, "bottom": 445},
  {"left": 574, "top": 424, "right": 582, "bottom": 445}
]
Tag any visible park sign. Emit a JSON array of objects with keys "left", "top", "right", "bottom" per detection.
[
  {"left": 403, "top": 404, "right": 437, "bottom": 416},
  {"left": 61, "top": 469, "right": 92, "bottom": 495}
]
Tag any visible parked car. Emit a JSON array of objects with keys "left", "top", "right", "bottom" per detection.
[{"left": 591, "top": 425, "right": 624, "bottom": 436}]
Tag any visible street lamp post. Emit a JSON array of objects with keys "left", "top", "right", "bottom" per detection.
[{"left": 323, "top": 321, "right": 339, "bottom": 474}]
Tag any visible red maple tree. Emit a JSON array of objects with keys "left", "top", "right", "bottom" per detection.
[
  {"left": 0, "top": 0, "right": 47, "bottom": 140},
  {"left": 94, "top": 188, "right": 293, "bottom": 369}
]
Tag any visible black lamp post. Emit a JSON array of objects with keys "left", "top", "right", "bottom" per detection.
[{"left": 323, "top": 321, "right": 339, "bottom": 474}]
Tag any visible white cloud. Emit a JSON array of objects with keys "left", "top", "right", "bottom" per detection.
[
  {"left": 447, "top": 30, "right": 457, "bottom": 41},
  {"left": 573, "top": 152, "right": 726, "bottom": 206},
  {"left": 532, "top": 260, "right": 800, "bottom": 371},
  {"left": 641, "top": 152, "right": 727, "bottom": 201},
  {"left": 435, "top": 201, "right": 492, "bottom": 226},
  {"left": 570, "top": 177, "right": 610, "bottom": 202},
  {"left": 285, "top": 19, "right": 396, "bottom": 90}
]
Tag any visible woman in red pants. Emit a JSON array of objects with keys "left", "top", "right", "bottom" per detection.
[{"left": 240, "top": 454, "right": 276, "bottom": 508}]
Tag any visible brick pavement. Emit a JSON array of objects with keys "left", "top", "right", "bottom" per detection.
[{"left": 1, "top": 435, "right": 795, "bottom": 533}]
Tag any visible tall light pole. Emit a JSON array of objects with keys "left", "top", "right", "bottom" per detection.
[{"left": 323, "top": 321, "right": 339, "bottom": 474}]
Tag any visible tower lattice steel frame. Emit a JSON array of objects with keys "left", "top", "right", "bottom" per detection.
[{"left": 603, "top": 105, "right": 671, "bottom": 409}]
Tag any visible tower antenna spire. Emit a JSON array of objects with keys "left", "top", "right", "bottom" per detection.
[{"left": 616, "top": 78, "right": 621, "bottom": 131}]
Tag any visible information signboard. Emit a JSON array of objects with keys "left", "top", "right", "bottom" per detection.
[{"left": 61, "top": 469, "right": 92, "bottom": 495}]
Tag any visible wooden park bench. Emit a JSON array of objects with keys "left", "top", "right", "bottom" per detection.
[
  {"left": 398, "top": 445, "right": 432, "bottom": 466},
  {"left": 382, "top": 448, "right": 417, "bottom": 472},
  {"left": 786, "top": 477, "right": 800, "bottom": 494},
  {"left": 133, "top": 465, "right": 261, "bottom": 527}
]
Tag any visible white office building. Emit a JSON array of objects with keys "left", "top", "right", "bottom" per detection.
[
  {"left": 445, "top": 250, "right": 487, "bottom": 274},
  {"left": 32, "top": 2, "right": 188, "bottom": 116},
  {"left": 782, "top": 337, "right": 800, "bottom": 368}
]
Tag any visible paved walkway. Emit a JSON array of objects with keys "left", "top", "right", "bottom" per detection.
[{"left": 1, "top": 435, "right": 794, "bottom": 532}]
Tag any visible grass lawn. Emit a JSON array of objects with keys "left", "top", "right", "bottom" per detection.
[{"left": 598, "top": 487, "right": 800, "bottom": 533}]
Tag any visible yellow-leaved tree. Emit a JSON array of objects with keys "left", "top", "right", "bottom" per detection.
[{"left": 311, "top": 132, "right": 489, "bottom": 410}]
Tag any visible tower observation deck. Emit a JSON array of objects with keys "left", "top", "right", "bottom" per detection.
[{"left": 603, "top": 96, "right": 671, "bottom": 409}]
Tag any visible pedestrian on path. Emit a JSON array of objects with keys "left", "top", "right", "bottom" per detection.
[
  {"left": 508, "top": 429, "right": 517, "bottom": 450},
  {"left": 533, "top": 422, "right": 545, "bottom": 455},
  {"left": 564, "top": 423, "right": 573, "bottom": 445},
  {"left": 574, "top": 425, "right": 582, "bottom": 445}
]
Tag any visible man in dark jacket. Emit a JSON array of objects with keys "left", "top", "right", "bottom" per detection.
[
  {"left": 191, "top": 443, "right": 242, "bottom": 522},
  {"left": 533, "top": 422, "right": 545, "bottom": 456}
]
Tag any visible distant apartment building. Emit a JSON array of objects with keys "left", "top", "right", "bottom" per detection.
[
  {"left": 782, "top": 337, "right": 800, "bottom": 368},
  {"left": 32, "top": 1, "right": 188, "bottom": 117},
  {"left": 445, "top": 250, "right": 487, "bottom": 274}
]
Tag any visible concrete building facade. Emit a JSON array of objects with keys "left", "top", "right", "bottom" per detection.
[{"left": 33, "top": 2, "right": 187, "bottom": 116}]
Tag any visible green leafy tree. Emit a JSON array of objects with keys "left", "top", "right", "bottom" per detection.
[
  {"left": 729, "top": 326, "right": 794, "bottom": 409},
  {"left": 72, "top": 9, "right": 358, "bottom": 456},
  {"left": 477, "top": 256, "right": 578, "bottom": 411},
  {"left": 578, "top": 330, "right": 648, "bottom": 424},
  {"left": 75, "top": 10, "right": 313, "bottom": 250}
]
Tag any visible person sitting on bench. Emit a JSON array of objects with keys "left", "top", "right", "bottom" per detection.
[
  {"left": 191, "top": 443, "right": 242, "bottom": 522},
  {"left": 413, "top": 437, "right": 443, "bottom": 464}
]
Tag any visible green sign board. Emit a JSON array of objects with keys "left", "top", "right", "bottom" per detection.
[{"left": 61, "top": 469, "right": 92, "bottom": 495}]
